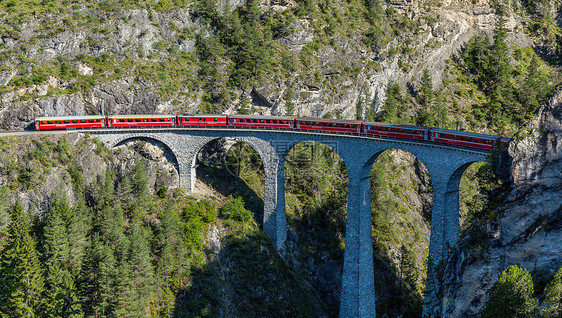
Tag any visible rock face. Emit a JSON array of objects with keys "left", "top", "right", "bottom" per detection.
[
  {"left": 0, "top": 0, "right": 538, "bottom": 130},
  {"left": 440, "top": 86, "right": 562, "bottom": 317}
]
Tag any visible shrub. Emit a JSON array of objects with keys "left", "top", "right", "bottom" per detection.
[
  {"left": 482, "top": 265, "right": 538, "bottom": 318},
  {"left": 220, "top": 196, "right": 252, "bottom": 222}
]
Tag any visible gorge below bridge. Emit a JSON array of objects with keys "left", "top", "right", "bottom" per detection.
[{"left": 91, "top": 127, "right": 490, "bottom": 318}]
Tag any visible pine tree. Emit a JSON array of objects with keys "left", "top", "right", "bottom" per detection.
[
  {"left": 482, "top": 265, "right": 538, "bottom": 318},
  {"left": 131, "top": 161, "right": 149, "bottom": 200},
  {"left": 433, "top": 94, "right": 448, "bottom": 128},
  {"left": 81, "top": 233, "right": 117, "bottom": 317},
  {"left": 67, "top": 198, "right": 90, "bottom": 278},
  {"left": 117, "top": 175, "right": 133, "bottom": 212},
  {"left": 521, "top": 54, "right": 551, "bottom": 115},
  {"left": 114, "top": 223, "right": 154, "bottom": 317},
  {"left": 356, "top": 97, "right": 364, "bottom": 120},
  {"left": 153, "top": 205, "right": 190, "bottom": 317},
  {"left": 1, "top": 201, "right": 44, "bottom": 317},
  {"left": 381, "top": 81, "right": 401, "bottom": 122},
  {"left": 419, "top": 69, "right": 434, "bottom": 107},
  {"left": 42, "top": 194, "right": 74, "bottom": 317},
  {"left": 543, "top": 266, "right": 562, "bottom": 318}
]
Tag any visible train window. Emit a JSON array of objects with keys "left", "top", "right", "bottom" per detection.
[{"left": 214, "top": 118, "right": 218, "bottom": 122}]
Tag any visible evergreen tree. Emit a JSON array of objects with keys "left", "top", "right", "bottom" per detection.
[
  {"left": 482, "top": 265, "right": 538, "bottom": 318},
  {"left": 67, "top": 198, "right": 90, "bottom": 278},
  {"left": 543, "top": 266, "right": 562, "bottom": 318},
  {"left": 117, "top": 175, "right": 133, "bottom": 212},
  {"left": 381, "top": 81, "right": 401, "bottom": 122},
  {"left": 356, "top": 97, "right": 364, "bottom": 120},
  {"left": 131, "top": 161, "right": 149, "bottom": 202},
  {"left": 433, "top": 94, "right": 448, "bottom": 128},
  {"left": 462, "top": 34, "right": 490, "bottom": 78},
  {"left": 239, "top": 96, "right": 251, "bottom": 115},
  {"left": 114, "top": 223, "right": 154, "bottom": 317},
  {"left": 1, "top": 201, "right": 44, "bottom": 317},
  {"left": 521, "top": 54, "right": 551, "bottom": 115},
  {"left": 419, "top": 69, "right": 434, "bottom": 107},
  {"left": 42, "top": 194, "right": 74, "bottom": 317},
  {"left": 81, "top": 233, "right": 117, "bottom": 317},
  {"left": 153, "top": 205, "right": 190, "bottom": 317}
]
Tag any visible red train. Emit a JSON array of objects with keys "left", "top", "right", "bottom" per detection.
[{"left": 34, "top": 114, "right": 508, "bottom": 151}]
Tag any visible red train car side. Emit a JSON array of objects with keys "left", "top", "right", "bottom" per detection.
[
  {"left": 429, "top": 128, "right": 499, "bottom": 150},
  {"left": 179, "top": 115, "right": 228, "bottom": 127},
  {"left": 33, "top": 114, "right": 509, "bottom": 152},
  {"left": 35, "top": 116, "right": 106, "bottom": 130},
  {"left": 363, "top": 122, "right": 428, "bottom": 140},
  {"left": 108, "top": 115, "right": 176, "bottom": 128},
  {"left": 295, "top": 118, "right": 362, "bottom": 134},
  {"left": 228, "top": 115, "right": 295, "bottom": 129}
]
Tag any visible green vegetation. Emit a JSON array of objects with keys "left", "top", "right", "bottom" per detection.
[
  {"left": 370, "top": 150, "right": 428, "bottom": 316},
  {"left": 543, "top": 266, "right": 562, "bottom": 317},
  {"left": 0, "top": 201, "right": 44, "bottom": 317},
  {"left": 458, "top": 18, "right": 553, "bottom": 134},
  {"left": 482, "top": 265, "right": 538, "bottom": 318}
]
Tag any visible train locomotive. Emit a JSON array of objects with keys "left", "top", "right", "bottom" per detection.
[{"left": 35, "top": 114, "right": 507, "bottom": 151}]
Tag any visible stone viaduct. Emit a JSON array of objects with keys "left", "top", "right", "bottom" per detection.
[{"left": 92, "top": 128, "right": 489, "bottom": 318}]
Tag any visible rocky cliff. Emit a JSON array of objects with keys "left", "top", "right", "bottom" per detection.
[
  {"left": 441, "top": 85, "right": 562, "bottom": 316},
  {"left": 0, "top": 0, "right": 549, "bottom": 130}
]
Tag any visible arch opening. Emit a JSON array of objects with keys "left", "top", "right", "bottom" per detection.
[
  {"left": 114, "top": 137, "right": 179, "bottom": 169},
  {"left": 113, "top": 137, "right": 180, "bottom": 195},
  {"left": 368, "top": 148, "right": 433, "bottom": 317},
  {"left": 283, "top": 141, "right": 349, "bottom": 315},
  {"left": 194, "top": 137, "right": 265, "bottom": 222},
  {"left": 458, "top": 160, "right": 498, "bottom": 235}
]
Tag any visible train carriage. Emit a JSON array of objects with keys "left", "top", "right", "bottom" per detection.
[
  {"left": 429, "top": 128, "right": 500, "bottom": 150},
  {"left": 179, "top": 115, "right": 227, "bottom": 127},
  {"left": 108, "top": 115, "right": 176, "bottom": 128},
  {"left": 295, "top": 118, "right": 362, "bottom": 134},
  {"left": 228, "top": 115, "right": 295, "bottom": 129},
  {"left": 35, "top": 115, "right": 106, "bottom": 130},
  {"left": 362, "top": 122, "right": 428, "bottom": 140}
]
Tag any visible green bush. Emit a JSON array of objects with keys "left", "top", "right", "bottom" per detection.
[
  {"left": 482, "top": 265, "right": 538, "bottom": 318},
  {"left": 220, "top": 196, "right": 252, "bottom": 222}
]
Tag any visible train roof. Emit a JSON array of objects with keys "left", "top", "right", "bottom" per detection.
[
  {"left": 36, "top": 115, "right": 106, "bottom": 121},
  {"left": 109, "top": 114, "right": 175, "bottom": 119},
  {"left": 229, "top": 114, "right": 295, "bottom": 120},
  {"left": 179, "top": 114, "right": 227, "bottom": 118},
  {"left": 363, "top": 121, "right": 429, "bottom": 130},
  {"left": 430, "top": 127, "right": 501, "bottom": 140},
  {"left": 296, "top": 117, "right": 362, "bottom": 124}
]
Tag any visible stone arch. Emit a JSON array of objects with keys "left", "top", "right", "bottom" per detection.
[
  {"left": 114, "top": 136, "right": 179, "bottom": 167},
  {"left": 106, "top": 135, "right": 181, "bottom": 185},
  {"left": 188, "top": 136, "right": 274, "bottom": 192}
]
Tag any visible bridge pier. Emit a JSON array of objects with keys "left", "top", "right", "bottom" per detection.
[
  {"left": 340, "top": 162, "right": 376, "bottom": 318},
  {"left": 262, "top": 154, "right": 287, "bottom": 249},
  {"left": 423, "top": 164, "right": 470, "bottom": 317}
]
